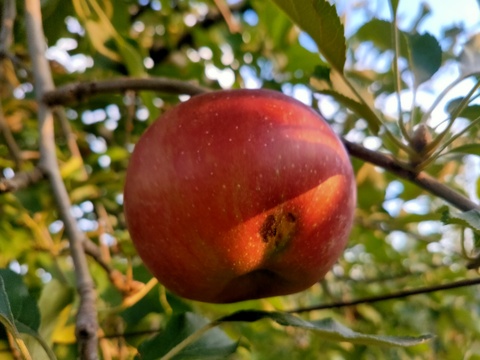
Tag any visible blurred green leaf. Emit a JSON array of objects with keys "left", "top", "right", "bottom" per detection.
[
  {"left": 389, "top": 0, "right": 400, "bottom": 13},
  {"left": 356, "top": 19, "right": 409, "bottom": 57},
  {"left": 448, "top": 144, "right": 480, "bottom": 156},
  {"left": 38, "top": 280, "right": 74, "bottom": 344},
  {"left": 408, "top": 32, "right": 442, "bottom": 86},
  {"left": 446, "top": 98, "right": 480, "bottom": 121},
  {"left": 440, "top": 207, "right": 480, "bottom": 233}
]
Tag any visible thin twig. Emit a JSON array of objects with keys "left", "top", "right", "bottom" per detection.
[
  {"left": 42, "top": 77, "right": 209, "bottom": 106},
  {"left": 421, "top": 72, "right": 480, "bottom": 124},
  {"left": 389, "top": 3, "right": 410, "bottom": 142},
  {"left": 289, "top": 276, "right": 480, "bottom": 313},
  {"left": 343, "top": 139, "right": 479, "bottom": 212},
  {"left": 24, "top": 0, "right": 99, "bottom": 358},
  {"left": 53, "top": 107, "right": 89, "bottom": 180},
  {"left": 0, "top": 101, "right": 23, "bottom": 169},
  {"left": 0, "top": 167, "right": 44, "bottom": 193},
  {"left": 0, "top": 0, "right": 28, "bottom": 76},
  {"left": 83, "top": 238, "right": 143, "bottom": 296},
  {"left": 213, "top": 0, "right": 241, "bottom": 33},
  {"left": 0, "top": 0, "right": 16, "bottom": 51}
]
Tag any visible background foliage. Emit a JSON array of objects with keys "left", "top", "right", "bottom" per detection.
[{"left": 0, "top": 0, "right": 480, "bottom": 359}]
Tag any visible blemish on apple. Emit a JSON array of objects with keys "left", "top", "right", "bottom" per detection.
[{"left": 259, "top": 211, "right": 297, "bottom": 251}]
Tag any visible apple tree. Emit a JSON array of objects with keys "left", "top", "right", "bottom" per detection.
[{"left": 0, "top": 0, "right": 479, "bottom": 359}]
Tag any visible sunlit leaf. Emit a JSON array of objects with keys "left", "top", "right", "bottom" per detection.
[
  {"left": 271, "top": 0, "right": 346, "bottom": 71},
  {"left": 38, "top": 280, "right": 74, "bottom": 344}
]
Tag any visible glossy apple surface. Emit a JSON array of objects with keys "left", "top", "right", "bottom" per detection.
[{"left": 124, "top": 89, "right": 356, "bottom": 303}]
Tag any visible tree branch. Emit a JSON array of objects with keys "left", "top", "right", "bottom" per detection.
[
  {"left": 82, "top": 238, "right": 143, "bottom": 296},
  {"left": 24, "top": 1, "right": 99, "bottom": 358},
  {"left": 53, "top": 107, "right": 89, "bottom": 180},
  {"left": 43, "top": 79, "right": 479, "bottom": 213},
  {"left": 289, "top": 276, "right": 480, "bottom": 313},
  {"left": 42, "top": 77, "right": 209, "bottom": 106},
  {"left": 343, "top": 139, "right": 479, "bottom": 212},
  {"left": 0, "top": 0, "right": 15, "bottom": 52}
]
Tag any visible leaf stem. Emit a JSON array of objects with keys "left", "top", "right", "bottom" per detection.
[
  {"left": 342, "top": 139, "right": 479, "bottom": 212},
  {"left": 390, "top": 6, "right": 410, "bottom": 142},
  {"left": 160, "top": 320, "right": 222, "bottom": 360},
  {"left": 427, "top": 80, "right": 480, "bottom": 151},
  {"left": 421, "top": 72, "right": 480, "bottom": 124}
]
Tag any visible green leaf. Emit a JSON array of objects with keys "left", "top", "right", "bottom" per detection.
[
  {"left": 408, "top": 32, "right": 442, "bottom": 86},
  {"left": 0, "top": 270, "right": 56, "bottom": 360},
  {"left": 449, "top": 144, "right": 480, "bottom": 157},
  {"left": 446, "top": 98, "right": 480, "bottom": 121},
  {"left": 136, "top": 312, "right": 238, "bottom": 360},
  {"left": 312, "top": 64, "right": 331, "bottom": 83},
  {"left": 441, "top": 208, "right": 480, "bottom": 233},
  {"left": 0, "top": 274, "right": 17, "bottom": 335},
  {"left": 38, "top": 280, "right": 74, "bottom": 345},
  {"left": 357, "top": 21, "right": 441, "bottom": 85},
  {"left": 219, "top": 310, "right": 433, "bottom": 347},
  {"left": 23, "top": 280, "right": 73, "bottom": 360},
  {"left": 389, "top": 0, "right": 400, "bottom": 14},
  {"left": 356, "top": 19, "right": 409, "bottom": 57},
  {"left": 0, "top": 269, "right": 40, "bottom": 332},
  {"left": 271, "top": 0, "right": 346, "bottom": 71}
]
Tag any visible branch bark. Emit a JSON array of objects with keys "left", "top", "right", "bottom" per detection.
[
  {"left": 0, "top": 0, "right": 15, "bottom": 52},
  {"left": 43, "top": 77, "right": 208, "bottom": 106},
  {"left": 24, "top": 1, "right": 98, "bottom": 358},
  {"left": 343, "top": 139, "right": 480, "bottom": 212},
  {"left": 42, "top": 79, "right": 479, "bottom": 213}
]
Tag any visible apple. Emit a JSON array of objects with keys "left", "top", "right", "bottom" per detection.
[{"left": 124, "top": 89, "right": 356, "bottom": 303}]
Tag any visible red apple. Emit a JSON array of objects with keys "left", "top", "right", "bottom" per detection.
[{"left": 124, "top": 89, "right": 356, "bottom": 303}]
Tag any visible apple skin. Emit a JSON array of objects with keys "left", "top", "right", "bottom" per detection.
[{"left": 124, "top": 89, "right": 356, "bottom": 303}]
